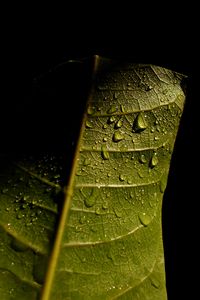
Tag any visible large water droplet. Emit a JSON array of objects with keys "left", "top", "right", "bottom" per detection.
[
  {"left": 101, "top": 145, "right": 110, "bottom": 160},
  {"left": 133, "top": 112, "right": 148, "bottom": 132},
  {"left": 138, "top": 212, "right": 151, "bottom": 226},
  {"left": 150, "top": 153, "right": 159, "bottom": 168},
  {"left": 113, "top": 132, "right": 124, "bottom": 142}
]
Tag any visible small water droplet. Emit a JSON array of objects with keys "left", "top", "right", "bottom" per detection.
[
  {"left": 85, "top": 120, "right": 93, "bottom": 128},
  {"left": 95, "top": 207, "right": 101, "bottom": 215},
  {"left": 83, "top": 158, "right": 91, "bottom": 166},
  {"left": 87, "top": 106, "right": 95, "bottom": 115},
  {"left": 79, "top": 215, "right": 86, "bottom": 224},
  {"left": 113, "top": 132, "right": 124, "bottom": 142},
  {"left": 119, "top": 174, "right": 125, "bottom": 181},
  {"left": 114, "top": 208, "right": 123, "bottom": 218},
  {"left": 107, "top": 106, "right": 117, "bottom": 114},
  {"left": 2, "top": 188, "right": 8, "bottom": 194},
  {"left": 133, "top": 112, "right": 148, "bottom": 132},
  {"left": 101, "top": 145, "right": 110, "bottom": 160},
  {"left": 154, "top": 136, "right": 159, "bottom": 141},
  {"left": 103, "top": 137, "right": 108, "bottom": 142},
  {"left": 102, "top": 201, "right": 108, "bottom": 210},
  {"left": 150, "top": 153, "right": 159, "bottom": 168},
  {"left": 150, "top": 275, "right": 160, "bottom": 289},
  {"left": 103, "top": 124, "right": 108, "bottom": 129},
  {"left": 139, "top": 154, "right": 147, "bottom": 164},
  {"left": 107, "top": 172, "right": 111, "bottom": 177},
  {"left": 138, "top": 212, "right": 151, "bottom": 226},
  {"left": 108, "top": 116, "right": 116, "bottom": 123},
  {"left": 115, "top": 119, "right": 123, "bottom": 129},
  {"left": 17, "top": 211, "right": 25, "bottom": 219}
]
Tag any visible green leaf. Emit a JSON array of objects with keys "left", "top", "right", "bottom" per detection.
[{"left": 0, "top": 56, "right": 186, "bottom": 299}]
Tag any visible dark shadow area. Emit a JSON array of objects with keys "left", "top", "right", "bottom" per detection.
[{"left": 162, "top": 73, "right": 198, "bottom": 299}]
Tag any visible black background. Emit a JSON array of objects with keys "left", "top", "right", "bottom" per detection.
[{"left": 2, "top": 6, "right": 199, "bottom": 299}]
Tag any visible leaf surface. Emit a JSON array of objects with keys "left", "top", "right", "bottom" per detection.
[{"left": 0, "top": 57, "right": 186, "bottom": 299}]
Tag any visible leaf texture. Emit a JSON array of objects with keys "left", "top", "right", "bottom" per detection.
[
  {"left": 0, "top": 57, "right": 186, "bottom": 299},
  {"left": 39, "top": 57, "right": 186, "bottom": 299}
]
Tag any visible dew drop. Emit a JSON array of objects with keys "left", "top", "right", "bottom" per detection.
[
  {"left": 139, "top": 154, "right": 147, "bottom": 164},
  {"left": 119, "top": 174, "right": 125, "bottom": 181},
  {"left": 103, "top": 124, "right": 108, "bottom": 129},
  {"left": 87, "top": 106, "right": 95, "bottom": 115},
  {"left": 79, "top": 215, "right": 86, "bottom": 224},
  {"left": 113, "top": 132, "right": 124, "bottom": 142},
  {"left": 102, "top": 201, "right": 108, "bottom": 210},
  {"left": 101, "top": 145, "right": 110, "bottom": 160},
  {"left": 108, "top": 116, "right": 116, "bottom": 123},
  {"left": 103, "top": 137, "right": 108, "bottom": 142},
  {"left": 84, "top": 189, "right": 97, "bottom": 208},
  {"left": 133, "top": 112, "right": 148, "bottom": 132},
  {"left": 17, "top": 212, "right": 25, "bottom": 219},
  {"left": 107, "top": 106, "right": 117, "bottom": 114},
  {"left": 114, "top": 208, "right": 123, "bottom": 218},
  {"left": 83, "top": 158, "right": 91, "bottom": 166},
  {"left": 138, "top": 212, "right": 151, "bottom": 226},
  {"left": 154, "top": 136, "right": 159, "bottom": 141},
  {"left": 115, "top": 119, "right": 123, "bottom": 129},
  {"left": 85, "top": 120, "right": 93, "bottom": 128},
  {"left": 150, "top": 153, "right": 159, "bottom": 168},
  {"left": 107, "top": 172, "right": 111, "bottom": 177}
]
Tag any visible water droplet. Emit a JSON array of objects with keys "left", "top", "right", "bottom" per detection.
[
  {"left": 150, "top": 275, "right": 160, "bottom": 289},
  {"left": 101, "top": 145, "right": 110, "bottom": 160},
  {"left": 127, "top": 179, "right": 133, "bottom": 184},
  {"left": 107, "top": 172, "right": 111, "bottom": 177},
  {"left": 107, "top": 106, "right": 117, "bottom": 114},
  {"left": 11, "top": 238, "right": 29, "bottom": 252},
  {"left": 150, "top": 153, "right": 159, "bottom": 168},
  {"left": 17, "top": 212, "right": 25, "bottom": 219},
  {"left": 113, "top": 132, "right": 124, "bottom": 142},
  {"left": 103, "top": 124, "right": 108, "bottom": 129},
  {"left": 115, "top": 119, "right": 123, "bottom": 129},
  {"left": 139, "top": 154, "right": 147, "bottom": 164},
  {"left": 138, "top": 212, "right": 151, "bottom": 226},
  {"left": 103, "top": 137, "right": 107, "bottom": 142},
  {"left": 84, "top": 189, "right": 97, "bottom": 208},
  {"left": 79, "top": 215, "right": 86, "bottom": 224},
  {"left": 85, "top": 120, "right": 93, "bottom": 128},
  {"left": 119, "top": 174, "right": 125, "bottom": 181},
  {"left": 114, "top": 208, "right": 123, "bottom": 218},
  {"left": 95, "top": 207, "right": 101, "bottom": 215},
  {"left": 108, "top": 116, "right": 116, "bottom": 123},
  {"left": 102, "top": 201, "right": 108, "bottom": 210},
  {"left": 154, "top": 136, "right": 159, "bottom": 141},
  {"left": 87, "top": 106, "right": 95, "bottom": 115},
  {"left": 2, "top": 188, "right": 8, "bottom": 194},
  {"left": 133, "top": 112, "right": 148, "bottom": 132}
]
